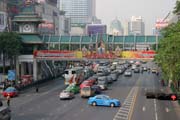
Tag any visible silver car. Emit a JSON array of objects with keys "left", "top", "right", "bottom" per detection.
[
  {"left": 59, "top": 90, "right": 74, "bottom": 100},
  {"left": 124, "top": 70, "right": 132, "bottom": 76}
]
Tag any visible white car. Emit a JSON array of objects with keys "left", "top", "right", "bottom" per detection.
[
  {"left": 59, "top": 90, "right": 74, "bottom": 100},
  {"left": 124, "top": 71, "right": 132, "bottom": 76}
]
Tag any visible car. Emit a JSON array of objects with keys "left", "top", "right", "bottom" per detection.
[
  {"left": 97, "top": 76, "right": 108, "bottom": 89},
  {"left": 2, "top": 87, "right": 18, "bottom": 97},
  {"left": 106, "top": 75, "right": 113, "bottom": 83},
  {"left": 59, "top": 90, "right": 74, "bottom": 100},
  {"left": 151, "top": 68, "right": 158, "bottom": 73},
  {"left": 91, "top": 85, "right": 101, "bottom": 94},
  {"left": 80, "top": 81, "right": 94, "bottom": 89},
  {"left": 65, "top": 84, "right": 80, "bottom": 94},
  {"left": 80, "top": 86, "right": 95, "bottom": 98},
  {"left": 124, "top": 70, "right": 132, "bottom": 76},
  {"left": 88, "top": 95, "right": 121, "bottom": 107},
  {"left": 142, "top": 67, "right": 147, "bottom": 71},
  {"left": 134, "top": 68, "right": 140, "bottom": 73},
  {"left": 131, "top": 64, "right": 137, "bottom": 70},
  {"left": 110, "top": 72, "right": 118, "bottom": 81}
]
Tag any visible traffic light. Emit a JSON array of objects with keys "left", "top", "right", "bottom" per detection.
[
  {"left": 170, "top": 94, "right": 177, "bottom": 101},
  {"left": 146, "top": 92, "right": 178, "bottom": 101}
]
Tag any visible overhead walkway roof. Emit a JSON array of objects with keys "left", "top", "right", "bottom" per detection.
[{"left": 43, "top": 34, "right": 162, "bottom": 44}]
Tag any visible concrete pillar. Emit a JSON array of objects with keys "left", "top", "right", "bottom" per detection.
[
  {"left": 20, "top": 63, "right": 24, "bottom": 76},
  {"left": 16, "top": 57, "right": 19, "bottom": 81},
  {"left": 33, "top": 59, "right": 37, "bottom": 81}
]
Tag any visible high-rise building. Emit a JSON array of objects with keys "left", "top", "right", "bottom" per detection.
[
  {"left": 59, "top": 0, "right": 96, "bottom": 27},
  {"left": 128, "top": 16, "right": 145, "bottom": 35},
  {"left": 110, "top": 18, "right": 124, "bottom": 35}
]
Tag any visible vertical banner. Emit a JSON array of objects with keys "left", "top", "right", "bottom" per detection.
[{"left": 8, "top": 70, "right": 16, "bottom": 81}]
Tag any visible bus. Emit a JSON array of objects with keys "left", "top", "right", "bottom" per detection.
[{"left": 64, "top": 67, "right": 85, "bottom": 85}]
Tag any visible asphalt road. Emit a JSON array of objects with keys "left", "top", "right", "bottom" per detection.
[{"left": 5, "top": 61, "right": 180, "bottom": 120}]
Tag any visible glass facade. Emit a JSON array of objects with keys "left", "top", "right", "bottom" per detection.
[{"left": 59, "top": 0, "right": 95, "bottom": 26}]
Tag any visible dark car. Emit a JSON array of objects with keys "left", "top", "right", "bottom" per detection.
[
  {"left": 107, "top": 75, "right": 113, "bottom": 84},
  {"left": 134, "top": 68, "right": 140, "bottom": 73},
  {"left": 92, "top": 85, "right": 101, "bottom": 94},
  {"left": 110, "top": 72, "right": 118, "bottom": 81}
]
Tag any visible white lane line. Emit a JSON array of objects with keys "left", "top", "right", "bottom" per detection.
[
  {"left": 113, "top": 87, "right": 138, "bottom": 120},
  {"left": 154, "top": 99, "right": 158, "bottom": 120},
  {"left": 142, "top": 106, "right": 146, "bottom": 112}
]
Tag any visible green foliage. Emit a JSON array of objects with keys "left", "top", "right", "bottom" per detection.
[
  {"left": 173, "top": 1, "right": 180, "bottom": 14},
  {"left": 155, "top": 21, "right": 180, "bottom": 90},
  {"left": 0, "top": 32, "right": 22, "bottom": 73}
]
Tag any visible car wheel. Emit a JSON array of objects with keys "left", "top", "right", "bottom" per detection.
[
  {"left": 92, "top": 102, "right": 97, "bottom": 106},
  {"left": 110, "top": 103, "right": 115, "bottom": 107}
]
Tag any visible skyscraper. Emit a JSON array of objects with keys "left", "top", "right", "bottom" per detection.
[
  {"left": 59, "top": 0, "right": 96, "bottom": 27},
  {"left": 128, "top": 16, "right": 145, "bottom": 35}
]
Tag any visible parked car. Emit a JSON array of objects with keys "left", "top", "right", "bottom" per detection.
[
  {"left": 97, "top": 77, "right": 108, "bottom": 90},
  {"left": 91, "top": 85, "right": 101, "bottom": 94},
  {"left": 2, "top": 87, "right": 18, "bottom": 97},
  {"left": 80, "top": 81, "right": 94, "bottom": 89},
  {"left": 80, "top": 86, "right": 95, "bottom": 98},
  {"left": 88, "top": 95, "right": 121, "bottom": 107},
  {"left": 65, "top": 84, "right": 80, "bottom": 94},
  {"left": 59, "top": 90, "right": 74, "bottom": 100}
]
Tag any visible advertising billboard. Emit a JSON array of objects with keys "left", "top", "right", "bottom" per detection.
[
  {"left": 155, "top": 19, "right": 169, "bottom": 29},
  {"left": 86, "top": 24, "right": 107, "bottom": 35}
]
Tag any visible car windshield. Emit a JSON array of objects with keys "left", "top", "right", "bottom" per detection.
[{"left": 5, "top": 87, "right": 15, "bottom": 92}]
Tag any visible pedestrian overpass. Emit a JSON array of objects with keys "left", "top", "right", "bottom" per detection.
[{"left": 42, "top": 34, "right": 161, "bottom": 50}]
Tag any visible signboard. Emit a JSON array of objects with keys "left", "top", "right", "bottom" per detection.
[
  {"left": 8, "top": 70, "right": 16, "bottom": 81},
  {"left": 0, "top": 12, "right": 7, "bottom": 32},
  {"left": 34, "top": 50, "right": 83, "bottom": 59},
  {"left": 155, "top": 19, "right": 169, "bottom": 29},
  {"left": 121, "top": 50, "right": 156, "bottom": 59}
]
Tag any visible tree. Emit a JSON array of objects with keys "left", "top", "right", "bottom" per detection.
[
  {"left": 173, "top": 1, "right": 180, "bottom": 14},
  {"left": 0, "top": 32, "right": 22, "bottom": 74},
  {"left": 155, "top": 21, "right": 180, "bottom": 89}
]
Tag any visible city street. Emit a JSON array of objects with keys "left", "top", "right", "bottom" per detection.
[{"left": 6, "top": 62, "right": 180, "bottom": 120}]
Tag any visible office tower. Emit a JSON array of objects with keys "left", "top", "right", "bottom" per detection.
[
  {"left": 110, "top": 18, "right": 124, "bottom": 35},
  {"left": 59, "top": 0, "right": 96, "bottom": 26},
  {"left": 128, "top": 16, "right": 145, "bottom": 35}
]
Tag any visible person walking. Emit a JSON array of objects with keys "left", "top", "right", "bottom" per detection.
[
  {"left": 7, "top": 94, "right": 10, "bottom": 106},
  {"left": 35, "top": 86, "right": 39, "bottom": 93}
]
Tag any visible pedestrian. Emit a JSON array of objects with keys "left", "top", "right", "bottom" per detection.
[
  {"left": 36, "top": 86, "right": 39, "bottom": 93},
  {"left": 7, "top": 94, "right": 10, "bottom": 106}
]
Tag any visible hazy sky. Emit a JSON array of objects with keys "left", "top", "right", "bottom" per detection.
[{"left": 96, "top": 0, "right": 176, "bottom": 35}]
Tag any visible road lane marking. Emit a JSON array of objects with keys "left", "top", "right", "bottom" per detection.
[
  {"left": 113, "top": 87, "right": 138, "bottom": 120},
  {"left": 154, "top": 99, "right": 158, "bottom": 120},
  {"left": 128, "top": 87, "right": 138, "bottom": 120}
]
